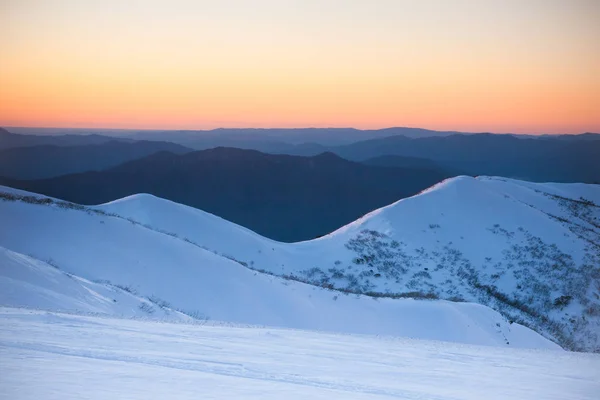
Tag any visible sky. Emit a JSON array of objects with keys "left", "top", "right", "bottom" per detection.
[{"left": 0, "top": 0, "right": 599, "bottom": 134}]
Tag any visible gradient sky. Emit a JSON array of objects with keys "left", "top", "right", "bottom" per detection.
[{"left": 1, "top": 0, "right": 599, "bottom": 133}]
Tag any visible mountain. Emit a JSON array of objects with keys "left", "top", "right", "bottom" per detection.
[
  {"left": 0, "top": 148, "right": 453, "bottom": 241},
  {"left": 124, "top": 127, "right": 465, "bottom": 147},
  {"left": 0, "top": 127, "right": 133, "bottom": 150},
  {"left": 1, "top": 179, "right": 599, "bottom": 399},
  {"left": 537, "top": 132, "right": 600, "bottom": 141},
  {"left": 88, "top": 176, "right": 600, "bottom": 351},
  {"left": 361, "top": 155, "right": 466, "bottom": 177},
  {"left": 331, "top": 134, "right": 600, "bottom": 183},
  {"left": 0, "top": 141, "right": 193, "bottom": 179},
  {"left": 361, "top": 155, "right": 444, "bottom": 170},
  {"left": 7, "top": 126, "right": 465, "bottom": 147},
  {"left": 1, "top": 176, "right": 598, "bottom": 351},
  {"left": 0, "top": 184, "right": 560, "bottom": 350},
  {"left": 5, "top": 128, "right": 598, "bottom": 184}
]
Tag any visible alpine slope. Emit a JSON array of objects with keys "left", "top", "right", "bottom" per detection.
[{"left": 1, "top": 176, "right": 599, "bottom": 351}]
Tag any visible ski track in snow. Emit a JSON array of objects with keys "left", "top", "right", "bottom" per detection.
[{"left": 1, "top": 308, "right": 599, "bottom": 400}]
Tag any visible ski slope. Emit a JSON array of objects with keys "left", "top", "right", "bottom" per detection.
[
  {"left": 0, "top": 176, "right": 598, "bottom": 350},
  {"left": 1, "top": 308, "right": 598, "bottom": 400}
]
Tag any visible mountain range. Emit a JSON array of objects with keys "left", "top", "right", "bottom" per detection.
[
  {"left": 0, "top": 127, "right": 132, "bottom": 150},
  {"left": 4, "top": 126, "right": 464, "bottom": 147},
  {"left": 328, "top": 133, "right": 600, "bottom": 183},
  {"left": 2, "top": 127, "right": 598, "bottom": 183},
  {"left": 0, "top": 140, "right": 192, "bottom": 179},
  {"left": 0, "top": 148, "right": 451, "bottom": 241},
  {"left": 1, "top": 127, "right": 599, "bottom": 242}
]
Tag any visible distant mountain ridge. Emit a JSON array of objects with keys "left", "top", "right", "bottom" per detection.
[
  {"left": 7, "top": 126, "right": 597, "bottom": 152},
  {"left": 2, "top": 127, "right": 598, "bottom": 183},
  {"left": 361, "top": 155, "right": 444, "bottom": 169},
  {"left": 0, "top": 140, "right": 193, "bottom": 179},
  {"left": 331, "top": 133, "right": 600, "bottom": 183},
  {"left": 0, "top": 127, "right": 133, "bottom": 150},
  {"left": 4, "top": 126, "right": 465, "bottom": 147},
  {"left": 0, "top": 147, "right": 453, "bottom": 241}
]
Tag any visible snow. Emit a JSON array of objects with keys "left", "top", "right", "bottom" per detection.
[
  {"left": 1, "top": 176, "right": 598, "bottom": 350},
  {"left": 1, "top": 308, "right": 598, "bottom": 400},
  {"left": 96, "top": 177, "right": 600, "bottom": 350},
  {"left": 1, "top": 177, "right": 598, "bottom": 398},
  {"left": 93, "top": 176, "right": 598, "bottom": 290},
  {"left": 0, "top": 247, "right": 192, "bottom": 321},
  {"left": 0, "top": 244, "right": 555, "bottom": 349}
]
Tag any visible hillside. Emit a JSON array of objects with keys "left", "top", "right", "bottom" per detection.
[
  {"left": 0, "top": 141, "right": 192, "bottom": 179},
  {"left": 0, "top": 188, "right": 555, "bottom": 349},
  {"left": 0, "top": 176, "right": 598, "bottom": 351},
  {"left": 0, "top": 247, "right": 191, "bottom": 320},
  {"left": 93, "top": 177, "right": 600, "bottom": 351},
  {"left": 0, "top": 148, "right": 453, "bottom": 241}
]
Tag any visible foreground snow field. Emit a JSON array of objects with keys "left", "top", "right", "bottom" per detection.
[{"left": 0, "top": 308, "right": 598, "bottom": 400}]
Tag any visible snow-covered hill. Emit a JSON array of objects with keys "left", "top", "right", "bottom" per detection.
[
  {"left": 0, "top": 222, "right": 551, "bottom": 349},
  {"left": 0, "top": 175, "right": 598, "bottom": 351},
  {"left": 95, "top": 176, "right": 600, "bottom": 351}
]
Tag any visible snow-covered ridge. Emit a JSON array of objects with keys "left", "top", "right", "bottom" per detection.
[
  {"left": 94, "top": 176, "right": 599, "bottom": 351},
  {"left": 1, "top": 176, "right": 598, "bottom": 351}
]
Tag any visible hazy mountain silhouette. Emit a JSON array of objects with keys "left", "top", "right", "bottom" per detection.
[
  {"left": 0, "top": 148, "right": 454, "bottom": 241},
  {"left": 361, "top": 155, "right": 442, "bottom": 169},
  {"left": 123, "top": 127, "right": 463, "bottom": 147},
  {"left": 332, "top": 134, "right": 600, "bottom": 183},
  {"left": 5, "top": 126, "right": 468, "bottom": 150},
  {"left": 0, "top": 128, "right": 132, "bottom": 150},
  {"left": 3, "top": 127, "right": 597, "bottom": 182},
  {"left": 0, "top": 141, "right": 193, "bottom": 179},
  {"left": 536, "top": 132, "right": 600, "bottom": 141}
]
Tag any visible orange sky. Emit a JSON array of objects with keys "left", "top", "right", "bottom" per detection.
[{"left": 1, "top": 0, "right": 599, "bottom": 133}]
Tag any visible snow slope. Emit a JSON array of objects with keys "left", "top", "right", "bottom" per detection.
[
  {"left": 1, "top": 176, "right": 598, "bottom": 350},
  {"left": 95, "top": 176, "right": 600, "bottom": 351},
  {"left": 1, "top": 308, "right": 598, "bottom": 400},
  {"left": 0, "top": 246, "right": 191, "bottom": 321},
  {"left": 0, "top": 186, "right": 557, "bottom": 349}
]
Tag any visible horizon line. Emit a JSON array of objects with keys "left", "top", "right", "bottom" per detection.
[{"left": 2, "top": 125, "right": 597, "bottom": 136}]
